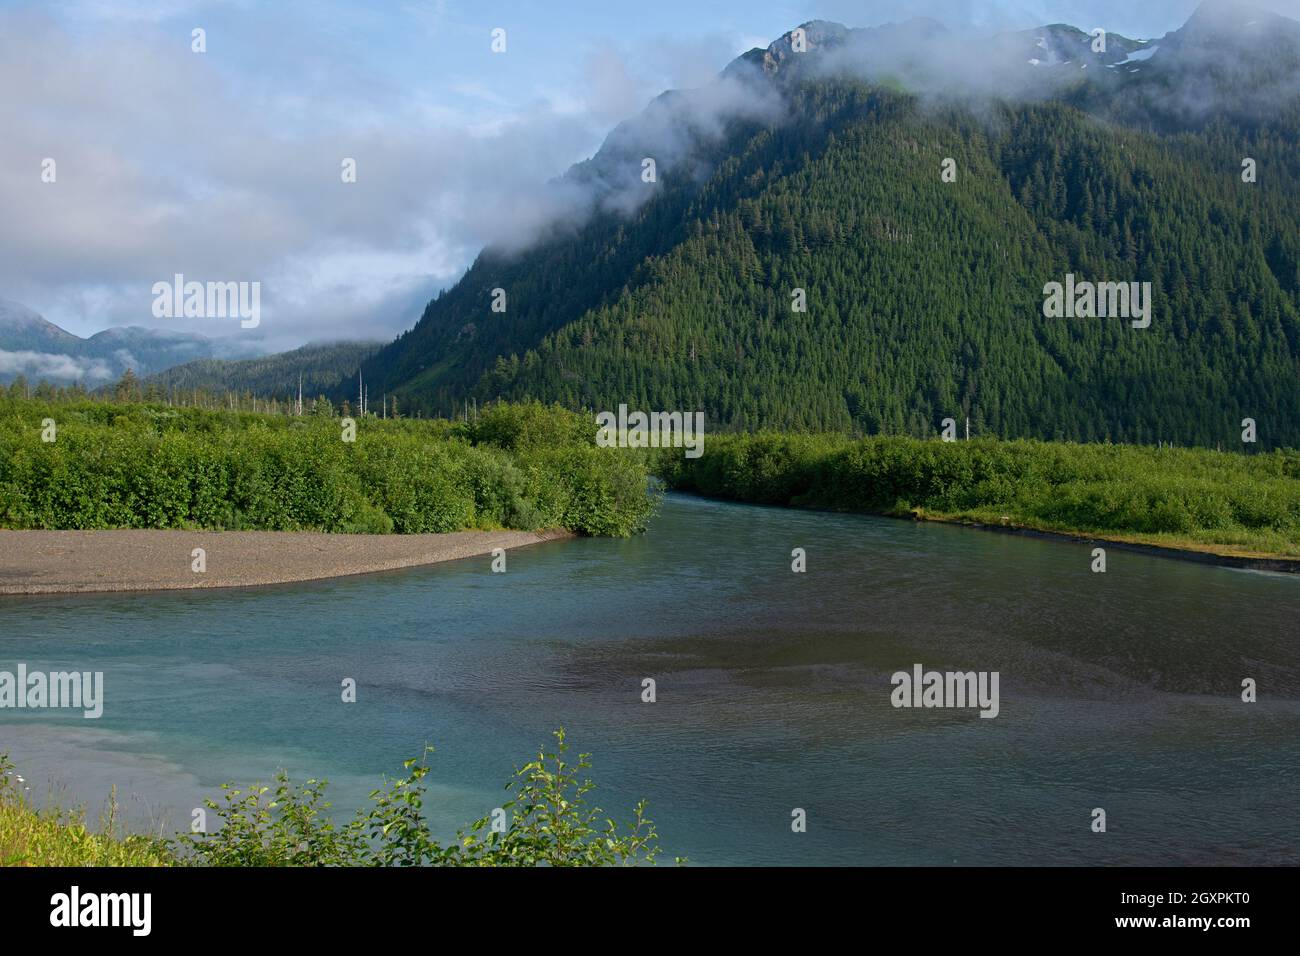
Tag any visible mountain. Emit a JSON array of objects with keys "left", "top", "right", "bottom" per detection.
[
  {"left": 0, "top": 299, "right": 256, "bottom": 386},
  {"left": 358, "top": 1, "right": 1300, "bottom": 447},
  {"left": 725, "top": 17, "right": 1150, "bottom": 94},
  {"left": 141, "top": 341, "right": 382, "bottom": 400},
  {"left": 0, "top": 299, "right": 82, "bottom": 354},
  {"left": 1069, "top": 0, "right": 1300, "bottom": 128}
]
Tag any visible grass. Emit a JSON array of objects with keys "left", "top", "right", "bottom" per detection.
[{"left": 0, "top": 759, "right": 172, "bottom": 866}]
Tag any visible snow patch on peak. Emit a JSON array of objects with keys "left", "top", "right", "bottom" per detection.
[
  {"left": 1121, "top": 45, "right": 1158, "bottom": 63},
  {"left": 1109, "top": 43, "right": 1158, "bottom": 67}
]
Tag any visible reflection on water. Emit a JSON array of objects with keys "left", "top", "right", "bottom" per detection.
[{"left": 1, "top": 493, "right": 1297, "bottom": 864}]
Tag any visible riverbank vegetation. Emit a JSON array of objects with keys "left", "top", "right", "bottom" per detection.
[
  {"left": 655, "top": 434, "right": 1300, "bottom": 559},
  {"left": 0, "top": 731, "right": 674, "bottom": 867},
  {"left": 0, "top": 757, "right": 171, "bottom": 866},
  {"left": 0, "top": 397, "right": 657, "bottom": 537}
]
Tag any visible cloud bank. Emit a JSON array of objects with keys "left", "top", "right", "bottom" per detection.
[
  {"left": 5, "top": 0, "right": 1294, "bottom": 356},
  {"left": 0, "top": 3, "right": 759, "bottom": 352}
]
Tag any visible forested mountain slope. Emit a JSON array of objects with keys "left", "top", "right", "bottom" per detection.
[
  {"left": 142, "top": 341, "right": 381, "bottom": 401},
  {"left": 358, "top": 1, "right": 1300, "bottom": 448}
]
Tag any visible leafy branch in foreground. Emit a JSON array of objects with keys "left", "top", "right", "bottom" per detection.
[
  {"left": 179, "top": 774, "right": 365, "bottom": 867},
  {"left": 179, "top": 729, "right": 681, "bottom": 866},
  {"left": 451, "top": 729, "right": 670, "bottom": 866}
]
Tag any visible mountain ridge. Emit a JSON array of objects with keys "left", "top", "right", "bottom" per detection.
[
  {"left": 0, "top": 300, "right": 257, "bottom": 386},
  {"left": 351, "top": 1, "right": 1300, "bottom": 447}
]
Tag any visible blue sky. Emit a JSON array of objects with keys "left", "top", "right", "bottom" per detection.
[{"left": 1, "top": 0, "right": 1294, "bottom": 350}]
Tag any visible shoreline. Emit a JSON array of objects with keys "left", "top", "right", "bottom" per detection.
[
  {"left": 918, "top": 514, "right": 1300, "bottom": 574},
  {"left": 0, "top": 528, "right": 574, "bottom": 595},
  {"left": 669, "top": 490, "right": 1300, "bottom": 574}
]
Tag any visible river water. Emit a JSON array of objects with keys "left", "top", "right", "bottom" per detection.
[{"left": 2, "top": 493, "right": 1297, "bottom": 865}]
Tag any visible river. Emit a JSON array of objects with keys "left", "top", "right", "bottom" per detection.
[{"left": 2, "top": 493, "right": 1297, "bottom": 865}]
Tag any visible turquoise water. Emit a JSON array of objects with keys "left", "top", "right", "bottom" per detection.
[{"left": 2, "top": 493, "right": 1298, "bottom": 865}]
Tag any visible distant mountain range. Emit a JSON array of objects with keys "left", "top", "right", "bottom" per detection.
[
  {"left": 351, "top": 0, "right": 1300, "bottom": 446},
  {"left": 0, "top": 298, "right": 253, "bottom": 386},
  {"left": 0, "top": 299, "right": 377, "bottom": 398}
]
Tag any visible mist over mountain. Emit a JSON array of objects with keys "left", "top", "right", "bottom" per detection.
[
  {"left": 349, "top": 1, "right": 1300, "bottom": 448},
  {"left": 0, "top": 299, "right": 258, "bottom": 386}
]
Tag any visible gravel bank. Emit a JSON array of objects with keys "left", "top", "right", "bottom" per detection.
[{"left": 0, "top": 528, "right": 572, "bottom": 595}]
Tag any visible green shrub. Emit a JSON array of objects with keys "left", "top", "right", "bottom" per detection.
[
  {"left": 177, "top": 730, "right": 677, "bottom": 867},
  {"left": 0, "top": 396, "right": 657, "bottom": 538},
  {"left": 660, "top": 433, "right": 1300, "bottom": 556},
  {"left": 2, "top": 734, "right": 679, "bottom": 867}
]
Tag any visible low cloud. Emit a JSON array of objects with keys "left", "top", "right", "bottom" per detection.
[
  {"left": 0, "top": 5, "right": 760, "bottom": 352},
  {"left": 794, "top": 2, "right": 1300, "bottom": 122},
  {"left": 11, "top": 0, "right": 1278, "bottom": 358},
  {"left": 476, "top": 70, "right": 787, "bottom": 256},
  {"left": 0, "top": 350, "right": 116, "bottom": 384}
]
